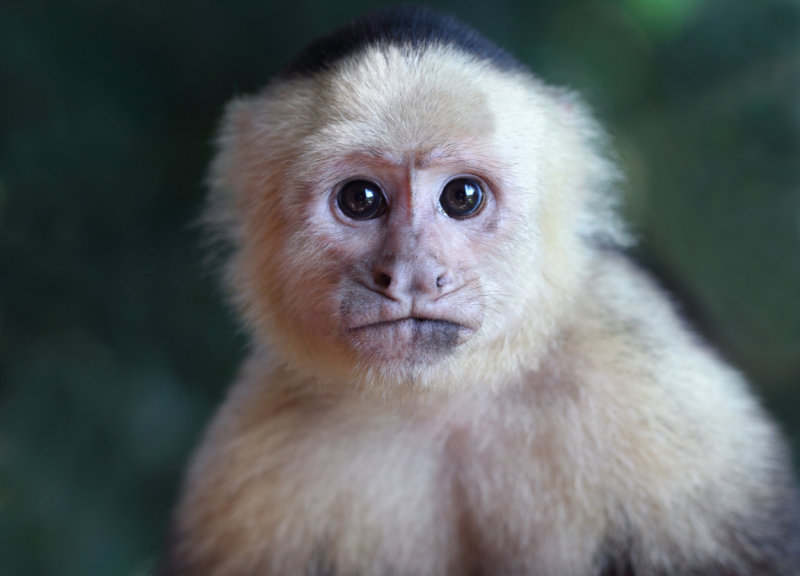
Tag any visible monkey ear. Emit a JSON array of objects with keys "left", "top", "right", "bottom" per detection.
[
  {"left": 549, "top": 87, "right": 596, "bottom": 130},
  {"left": 548, "top": 88, "right": 634, "bottom": 249},
  {"left": 226, "top": 98, "right": 259, "bottom": 139},
  {"left": 203, "top": 97, "right": 259, "bottom": 248},
  {"left": 553, "top": 87, "right": 583, "bottom": 116}
]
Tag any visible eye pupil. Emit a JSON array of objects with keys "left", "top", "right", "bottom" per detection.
[
  {"left": 440, "top": 178, "right": 484, "bottom": 218},
  {"left": 337, "top": 180, "right": 385, "bottom": 220}
]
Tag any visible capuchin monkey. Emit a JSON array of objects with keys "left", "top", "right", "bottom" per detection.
[{"left": 157, "top": 6, "right": 800, "bottom": 575}]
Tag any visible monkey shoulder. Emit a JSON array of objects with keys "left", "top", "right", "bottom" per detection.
[
  {"left": 164, "top": 363, "right": 464, "bottom": 574},
  {"left": 550, "top": 250, "right": 800, "bottom": 573}
]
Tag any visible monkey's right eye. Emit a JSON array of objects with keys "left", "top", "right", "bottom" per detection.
[{"left": 336, "top": 180, "right": 386, "bottom": 220}]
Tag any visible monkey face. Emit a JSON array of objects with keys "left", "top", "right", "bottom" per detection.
[
  {"left": 329, "top": 162, "right": 491, "bottom": 365},
  {"left": 212, "top": 45, "right": 593, "bottom": 387},
  {"left": 271, "top": 144, "right": 507, "bottom": 380}
]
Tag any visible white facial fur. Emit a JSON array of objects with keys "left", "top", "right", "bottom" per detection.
[{"left": 206, "top": 44, "right": 623, "bottom": 390}]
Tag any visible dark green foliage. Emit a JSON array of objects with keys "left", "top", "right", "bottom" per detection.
[{"left": 0, "top": 1, "right": 797, "bottom": 574}]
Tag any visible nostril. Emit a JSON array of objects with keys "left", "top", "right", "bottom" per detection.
[
  {"left": 375, "top": 272, "right": 392, "bottom": 289},
  {"left": 436, "top": 274, "right": 450, "bottom": 289}
]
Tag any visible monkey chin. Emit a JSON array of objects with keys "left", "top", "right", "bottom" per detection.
[{"left": 345, "top": 317, "right": 475, "bottom": 366}]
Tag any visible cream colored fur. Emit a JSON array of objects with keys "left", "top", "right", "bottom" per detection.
[{"left": 164, "top": 44, "right": 797, "bottom": 575}]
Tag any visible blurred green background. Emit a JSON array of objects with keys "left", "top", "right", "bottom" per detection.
[{"left": 1, "top": 0, "right": 798, "bottom": 574}]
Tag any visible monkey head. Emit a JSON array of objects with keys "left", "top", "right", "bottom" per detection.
[{"left": 205, "top": 43, "right": 625, "bottom": 391}]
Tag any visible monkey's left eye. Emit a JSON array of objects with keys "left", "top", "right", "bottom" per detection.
[
  {"left": 336, "top": 180, "right": 386, "bottom": 220},
  {"left": 439, "top": 178, "right": 485, "bottom": 219}
]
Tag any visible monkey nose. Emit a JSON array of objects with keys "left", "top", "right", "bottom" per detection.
[
  {"left": 370, "top": 263, "right": 453, "bottom": 299},
  {"left": 374, "top": 272, "right": 392, "bottom": 289}
]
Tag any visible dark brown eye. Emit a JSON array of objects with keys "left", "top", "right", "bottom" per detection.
[
  {"left": 336, "top": 180, "right": 385, "bottom": 220},
  {"left": 439, "top": 178, "right": 485, "bottom": 219}
]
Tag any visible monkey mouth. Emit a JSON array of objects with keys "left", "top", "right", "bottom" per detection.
[
  {"left": 346, "top": 317, "right": 473, "bottom": 358},
  {"left": 350, "top": 317, "right": 465, "bottom": 332}
]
